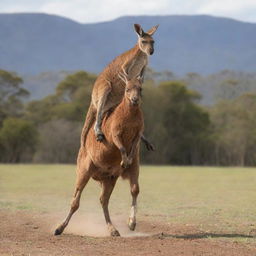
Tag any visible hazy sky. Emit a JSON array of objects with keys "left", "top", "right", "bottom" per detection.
[{"left": 1, "top": 0, "right": 256, "bottom": 23}]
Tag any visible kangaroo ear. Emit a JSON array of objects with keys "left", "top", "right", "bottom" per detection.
[
  {"left": 147, "top": 24, "right": 159, "bottom": 36},
  {"left": 134, "top": 24, "right": 145, "bottom": 37}
]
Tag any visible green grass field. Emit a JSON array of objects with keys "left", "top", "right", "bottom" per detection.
[{"left": 1, "top": 165, "right": 256, "bottom": 241}]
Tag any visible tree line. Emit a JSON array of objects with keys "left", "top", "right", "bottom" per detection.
[{"left": 0, "top": 69, "right": 255, "bottom": 166}]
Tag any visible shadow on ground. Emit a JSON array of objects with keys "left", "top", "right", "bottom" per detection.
[{"left": 154, "top": 232, "right": 254, "bottom": 240}]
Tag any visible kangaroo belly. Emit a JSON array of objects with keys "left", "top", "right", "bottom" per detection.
[
  {"left": 85, "top": 119, "right": 141, "bottom": 177},
  {"left": 86, "top": 127, "right": 121, "bottom": 167}
]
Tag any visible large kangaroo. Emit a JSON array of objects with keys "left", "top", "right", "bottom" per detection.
[
  {"left": 55, "top": 75, "right": 144, "bottom": 237},
  {"left": 81, "top": 23, "right": 158, "bottom": 149}
]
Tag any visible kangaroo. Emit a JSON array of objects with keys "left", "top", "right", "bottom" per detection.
[
  {"left": 80, "top": 23, "right": 158, "bottom": 150},
  {"left": 55, "top": 74, "right": 144, "bottom": 237}
]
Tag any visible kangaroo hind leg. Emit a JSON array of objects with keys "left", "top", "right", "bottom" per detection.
[
  {"left": 54, "top": 156, "right": 93, "bottom": 235},
  {"left": 94, "top": 80, "right": 112, "bottom": 142},
  {"left": 100, "top": 176, "right": 120, "bottom": 237},
  {"left": 127, "top": 163, "right": 140, "bottom": 231}
]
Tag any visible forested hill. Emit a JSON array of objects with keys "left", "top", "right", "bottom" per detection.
[{"left": 1, "top": 13, "right": 256, "bottom": 75}]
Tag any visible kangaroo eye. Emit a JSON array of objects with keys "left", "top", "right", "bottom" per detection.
[{"left": 142, "top": 40, "right": 147, "bottom": 44}]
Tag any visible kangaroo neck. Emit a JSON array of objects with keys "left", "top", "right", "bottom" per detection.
[
  {"left": 133, "top": 44, "right": 147, "bottom": 58},
  {"left": 120, "top": 97, "right": 140, "bottom": 116},
  {"left": 124, "top": 44, "right": 148, "bottom": 79}
]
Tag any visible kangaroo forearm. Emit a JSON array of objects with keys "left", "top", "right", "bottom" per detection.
[
  {"left": 129, "top": 135, "right": 140, "bottom": 158},
  {"left": 140, "top": 66, "right": 146, "bottom": 82},
  {"left": 141, "top": 134, "right": 147, "bottom": 143},
  {"left": 141, "top": 134, "right": 155, "bottom": 151},
  {"left": 113, "top": 135, "right": 127, "bottom": 157}
]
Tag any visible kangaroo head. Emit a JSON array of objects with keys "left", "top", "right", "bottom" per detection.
[
  {"left": 134, "top": 24, "right": 159, "bottom": 55},
  {"left": 118, "top": 72, "right": 143, "bottom": 106}
]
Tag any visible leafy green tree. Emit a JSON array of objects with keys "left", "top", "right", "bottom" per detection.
[
  {"left": 25, "top": 95, "right": 60, "bottom": 124},
  {"left": 26, "top": 71, "right": 96, "bottom": 123},
  {"left": 0, "top": 70, "right": 29, "bottom": 124},
  {"left": 210, "top": 93, "right": 256, "bottom": 166},
  {"left": 159, "top": 81, "right": 211, "bottom": 164},
  {"left": 141, "top": 81, "right": 211, "bottom": 165},
  {"left": 0, "top": 118, "right": 38, "bottom": 162},
  {"left": 215, "top": 79, "right": 239, "bottom": 101},
  {"left": 141, "top": 82, "right": 168, "bottom": 163},
  {"left": 34, "top": 120, "right": 81, "bottom": 163}
]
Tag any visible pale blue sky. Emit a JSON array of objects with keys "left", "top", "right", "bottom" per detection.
[{"left": 1, "top": 0, "right": 256, "bottom": 23}]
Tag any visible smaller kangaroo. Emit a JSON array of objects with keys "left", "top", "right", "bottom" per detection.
[
  {"left": 81, "top": 23, "right": 158, "bottom": 150},
  {"left": 55, "top": 74, "right": 144, "bottom": 237}
]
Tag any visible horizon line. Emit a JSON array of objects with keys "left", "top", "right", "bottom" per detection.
[{"left": 0, "top": 12, "right": 255, "bottom": 25}]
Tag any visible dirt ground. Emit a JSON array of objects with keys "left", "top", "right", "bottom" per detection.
[{"left": 1, "top": 210, "right": 256, "bottom": 256}]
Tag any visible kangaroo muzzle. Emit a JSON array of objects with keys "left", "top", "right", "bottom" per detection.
[{"left": 131, "top": 97, "right": 139, "bottom": 105}]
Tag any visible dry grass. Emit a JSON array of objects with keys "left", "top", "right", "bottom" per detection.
[{"left": 1, "top": 164, "right": 256, "bottom": 242}]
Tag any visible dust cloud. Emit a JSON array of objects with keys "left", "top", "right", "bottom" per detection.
[{"left": 55, "top": 212, "right": 149, "bottom": 237}]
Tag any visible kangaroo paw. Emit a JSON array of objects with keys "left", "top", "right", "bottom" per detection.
[
  {"left": 121, "top": 160, "right": 129, "bottom": 169},
  {"left": 144, "top": 140, "right": 155, "bottom": 151},
  {"left": 96, "top": 133, "right": 105, "bottom": 142}
]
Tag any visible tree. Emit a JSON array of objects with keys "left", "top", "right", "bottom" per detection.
[
  {"left": 54, "top": 71, "right": 95, "bottom": 121},
  {"left": 25, "top": 95, "right": 60, "bottom": 124},
  {"left": 210, "top": 93, "right": 256, "bottom": 166},
  {"left": 0, "top": 118, "right": 38, "bottom": 162},
  {"left": 215, "top": 79, "right": 239, "bottom": 101},
  {"left": 140, "top": 82, "right": 168, "bottom": 163},
  {"left": 25, "top": 71, "right": 96, "bottom": 123},
  {"left": 159, "top": 81, "right": 211, "bottom": 165},
  {"left": 34, "top": 119, "right": 82, "bottom": 163},
  {"left": 141, "top": 81, "right": 212, "bottom": 165},
  {"left": 0, "top": 70, "right": 29, "bottom": 124}
]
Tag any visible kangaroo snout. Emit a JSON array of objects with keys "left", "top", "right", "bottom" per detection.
[{"left": 131, "top": 97, "right": 139, "bottom": 105}]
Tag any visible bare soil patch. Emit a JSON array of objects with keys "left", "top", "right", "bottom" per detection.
[{"left": 1, "top": 210, "right": 256, "bottom": 256}]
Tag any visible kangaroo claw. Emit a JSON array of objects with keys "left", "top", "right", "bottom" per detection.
[{"left": 145, "top": 141, "right": 155, "bottom": 151}]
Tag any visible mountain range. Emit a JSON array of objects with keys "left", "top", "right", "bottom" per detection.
[{"left": 1, "top": 13, "right": 256, "bottom": 75}]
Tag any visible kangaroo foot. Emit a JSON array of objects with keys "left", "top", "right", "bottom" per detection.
[
  {"left": 128, "top": 218, "right": 136, "bottom": 231},
  {"left": 108, "top": 224, "right": 121, "bottom": 237},
  {"left": 54, "top": 225, "right": 65, "bottom": 236},
  {"left": 111, "top": 229, "right": 121, "bottom": 237}
]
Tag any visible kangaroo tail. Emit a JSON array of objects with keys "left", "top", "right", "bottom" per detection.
[{"left": 80, "top": 103, "right": 96, "bottom": 147}]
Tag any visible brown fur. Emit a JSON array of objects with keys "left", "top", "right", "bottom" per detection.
[
  {"left": 80, "top": 24, "right": 158, "bottom": 145},
  {"left": 55, "top": 77, "right": 144, "bottom": 237}
]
